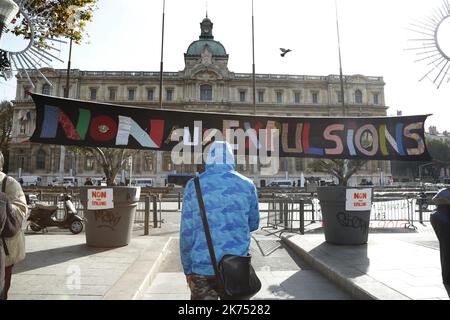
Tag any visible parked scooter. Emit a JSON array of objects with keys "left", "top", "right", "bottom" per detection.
[{"left": 27, "top": 194, "right": 84, "bottom": 234}]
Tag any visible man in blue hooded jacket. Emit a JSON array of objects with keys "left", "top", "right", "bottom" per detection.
[{"left": 180, "top": 141, "right": 260, "bottom": 300}]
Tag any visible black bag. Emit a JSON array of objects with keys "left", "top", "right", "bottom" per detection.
[{"left": 194, "top": 177, "right": 261, "bottom": 300}]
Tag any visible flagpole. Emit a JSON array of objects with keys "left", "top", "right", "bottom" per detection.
[
  {"left": 252, "top": 0, "right": 256, "bottom": 115},
  {"left": 159, "top": 0, "right": 166, "bottom": 110},
  {"left": 59, "top": 37, "right": 73, "bottom": 186},
  {"left": 157, "top": 0, "right": 166, "bottom": 187},
  {"left": 335, "top": 0, "right": 345, "bottom": 117},
  {"left": 335, "top": 0, "right": 349, "bottom": 181}
]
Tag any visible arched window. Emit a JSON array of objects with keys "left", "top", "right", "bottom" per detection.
[
  {"left": 36, "top": 149, "right": 46, "bottom": 170},
  {"left": 355, "top": 90, "right": 363, "bottom": 104},
  {"left": 200, "top": 84, "right": 212, "bottom": 101},
  {"left": 42, "top": 84, "right": 51, "bottom": 95}
]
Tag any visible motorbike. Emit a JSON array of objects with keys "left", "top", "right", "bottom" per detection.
[{"left": 27, "top": 194, "right": 84, "bottom": 234}]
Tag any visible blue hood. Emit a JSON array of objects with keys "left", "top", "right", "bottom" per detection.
[{"left": 205, "top": 141, "right": 235, "bottom": 172}]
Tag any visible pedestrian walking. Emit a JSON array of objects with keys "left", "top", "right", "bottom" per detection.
[
  {"left": 0, "top": 151, "right": 28, "bottom": 300},
  {"left": 180, "top": 141, "right": 260, "bottom": 300}
]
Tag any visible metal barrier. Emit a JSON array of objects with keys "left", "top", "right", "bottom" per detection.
[
  {"left": 28, "top": 189, "right": 437, "bottom": 236},
  {"left": 32, "top": 192, "right": 166, "bottom": 234},
  {"left": 263, "top": 194, "right": 319, "bottom": 235}
]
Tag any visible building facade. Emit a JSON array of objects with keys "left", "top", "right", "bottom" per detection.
[{"left": 9, "top": 16, "right": 391, "bottom": 186}]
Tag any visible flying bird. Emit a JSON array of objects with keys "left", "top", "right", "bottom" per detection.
[{"left": 280, "top": 48, "right": 292, "bottom": 57}]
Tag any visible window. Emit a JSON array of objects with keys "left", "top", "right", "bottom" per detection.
[
  {"left": 200, "top": 84, "right": 213, "bottom": 101},
  {"left": 85, "top": 157, "right": 95, "bottom": 170},
  {"left": 109, "top": 88, "right": 116, "bottom": 101},
  {"left": 36, "top": 149, "right": 46, "bottom": 170},
  {"left": 128, "top": 88, "right": 135, "bottom": 101},
  {"left": 258, "top": 91, "right": 264, "bottom": 103},
  {"left": 163, "top": 155, "right": 173, "bottom": 171},
  {"left": 280, "top": 158, "right": 288, "bottom": 172},
  {"left": 373, "top": 93, "right": 379, "bottom": 105},
  {"left": 17, "top": 156, "right": 26, "bottom": 171},
  {"left": 166, "top": 89, "right": 173, "bottom": 101},
  {"left": 144, "top": 155, "right": 154, "bottom": 172},
  {"left": 295, "top": 159, "right": 304, "bottom": 171},
  {"left": 19, "top": 122, "right": 26, "bottom": 135},
  {"left": 90, "top": 88, "right": 97, "bottom": 101},
  {"left": 294, "top": 92, "right": 301, "bottom": 104},
  {"left": 42, "top": 84, "right": 51, "bottom": 95},
  {"left": 239, "top": 90, "right": 246, "bottom": 102},
  {"left": 312, "top": 92, "right": 319, "bottom": 104},
  {"left": 147, "top": 88, "right": 154, "bottom": 101},
  {"left": 355, "top": 90, "right": 363, "bottom": 104},
  {"left": 336, "top": 91, "right": 343, "bottom": 104},
  {"left": 276, "top": 91, "right": 283, "bottom": 104},
  {"left": 23, "top": 87, "right": 31, "bottom": 99}
]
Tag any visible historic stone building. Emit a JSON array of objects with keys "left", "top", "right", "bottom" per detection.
[{"left": 9, "top": 16, "right": 391, "bottom": 186}]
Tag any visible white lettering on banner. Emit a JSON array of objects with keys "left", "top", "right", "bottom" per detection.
[
  {"left": 87, "top": 188, "right": 114, "bottom": 210},
  {"left": 345, "top": 188, "right": 372, "bottom": 211}
]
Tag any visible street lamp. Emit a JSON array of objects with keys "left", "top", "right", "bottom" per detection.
[
  {"left": 0, "top": 0, "right": 19, "bottom": 40},
  {"left": 0, "top": 0, "right": 19, "bottom": 79}
]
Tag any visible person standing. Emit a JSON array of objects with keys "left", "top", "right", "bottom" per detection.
[
  {"left": 180, "top": 141, "right": 260, "bottom": 300},
  {"left": 84, "top": 177, "right": 93, "bottom": 186},
  {"left": 0, "top": 151, "right": 27, "bottom": 300}
]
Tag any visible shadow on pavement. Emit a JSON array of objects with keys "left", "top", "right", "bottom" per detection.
[
  {"left": 14, "top": 244, "right": 114, "bottom": 274},
  {"left": 308, "top": 242, "right": 370, "bottom": 274}
]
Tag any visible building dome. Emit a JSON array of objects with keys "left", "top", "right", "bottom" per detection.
[
  {"left": 186, "top": 40, "right": 227, "bottom": 56},
  {"left": 185, "top": 16, "right": 227, "bottom": 57}
]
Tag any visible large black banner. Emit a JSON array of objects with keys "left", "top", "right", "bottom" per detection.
[{"left": 30, "top": 93, "right": 431, "bottom": 161}]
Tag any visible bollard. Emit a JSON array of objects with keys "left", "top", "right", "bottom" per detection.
[
  {"left": 311, "top": 199, "right": 316, "bottom": 223},
  {"left": 153, "top": 195, "right": 158, "bottom": 228},
  {"left": 178, "top": 192, "right": 181, "bottom": 211},
  {"left": 300, "top": 200, "right": 305, "bottom": 235},
  {"left": 419, "top": 201, "right": 424, "bottom": 224},
  {"left": 144, "top": 195, "right": 150, "bottom": 235}
]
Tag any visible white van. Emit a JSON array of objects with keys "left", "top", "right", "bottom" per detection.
[
  {"left": 49, "top": 176, "right": 79, "bottom": 187},
  {"left": 63, "top": 177, "right": 78, "bottom": 187},
  {"left": 131, "top": 178, "right": 153, "bottom": 187},
  {"left": 268, "top": 180, "right": 293, "bottom": 188},
  {"left": 19, "top": 176, "right": 42, "bottom": 187}
]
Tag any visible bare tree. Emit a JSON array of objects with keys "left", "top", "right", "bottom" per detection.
[
  {"left": 309, "top": 159, "right": 368, "bottom": 186},
  {"left": 69, "top": 147, "right": 137, "bottom": 186}
]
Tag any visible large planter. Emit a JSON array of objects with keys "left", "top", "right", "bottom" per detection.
[
  {"left": 317, "top": 186, "right": 373, "bottom": 245},
  {"left": 80, "top": 186, "right": 141, "bottom": 248}
]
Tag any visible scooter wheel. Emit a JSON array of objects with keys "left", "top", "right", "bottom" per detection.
[
  {"left": 30, "top": 224, "right": 42, "bottom": 232},
  {"left": 69, "top": 221, "right": 84, "bottom": 234}
]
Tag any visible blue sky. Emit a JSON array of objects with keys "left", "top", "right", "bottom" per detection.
[{"left": 2, "top": 0, "right": 450, "bottom": 133}]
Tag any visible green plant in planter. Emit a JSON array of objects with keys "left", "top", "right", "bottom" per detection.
[{"left": 309, "top": 159, "right": 368, "bottom": 186}]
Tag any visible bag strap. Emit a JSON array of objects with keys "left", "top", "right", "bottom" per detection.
[
  {"left": 2, "top": 176, "right": 7, "bottom": 193},
  {"left": 193, "top": 177, "right": 221, "bottom": 279},
  {"left": 1, "top": 176, "right": 9, "bottom": 255}
]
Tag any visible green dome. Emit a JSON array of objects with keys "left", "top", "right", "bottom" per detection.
[{"left": 186, "top": 40, "right": 227, "bottom": 56}]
